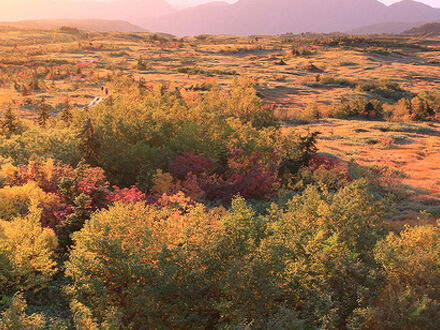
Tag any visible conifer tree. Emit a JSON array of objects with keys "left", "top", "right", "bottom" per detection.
[
  {"left": 78, "top": 118, "right": 100, "bottom": 165},
  {"left": 60, "top": 97, "right": 73, "bottom": 124},
  {"left": 37, "top": 97, "right": 50, "bottom": 128},
  {"left": 1, "top": 102, "right": 18, "bottom": 134}
]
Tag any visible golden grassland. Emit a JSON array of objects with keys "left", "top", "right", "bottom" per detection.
[{"left": 0, "top": 27, "right": 439, "bottom": 223}]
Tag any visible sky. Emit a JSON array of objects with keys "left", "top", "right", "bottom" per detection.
[
  {"left": 168, "top": 0, "right": 440, "bottom": 8},
  {"left": 69, "top": 0, "right": 439, "bottom": 8}
]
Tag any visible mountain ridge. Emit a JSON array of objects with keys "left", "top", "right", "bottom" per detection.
[
  {"left": 148, "top": 0, "right": 440, "bottom": 36},
  {"left": 0, "top": 18, "right": 147, "bottom": 33},
  {"left": 0, "top": 0, "right": 439, "bottom": 35}
]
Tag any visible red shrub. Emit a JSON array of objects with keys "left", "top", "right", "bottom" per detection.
[
  {"left": 169, "top": 152, "right": 216, "bottom": 179},
  {"left": 108, "top": 186, "right": 147, "bottom": 204}
]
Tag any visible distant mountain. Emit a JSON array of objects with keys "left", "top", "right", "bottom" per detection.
[
  {"left": 0, "top": 19, "right": 147, "bottom": 33},
  {"left": 0, "top": 0, "right": 175, "bottom": 26},
  {"left": 1, "top": 0, "right": 439, "bottom": 36},
  {"left": 404, "top": 21, "right": 440, "bottom": 34},
  {"left": 347, "top": 22, "right": 422, "bottom": 35},
  {"left": 148, "top": 0, "right": 440, "bottom": 36},
  {"left": 382, "top": 0, "right": 440, "bottom": 22}
]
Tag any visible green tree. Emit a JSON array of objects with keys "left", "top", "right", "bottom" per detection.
[
  {"left": 77, "top": 118, "right": 100, "bottom": 165},
  {"left": 60, "top": 97, "right": 73, "bottom": 124},
  {"left": 1, "top": 103, "right": 19, "bottom": 135},
  {"left": 37, "top": 98, "right": 50, "bottom": 128}
]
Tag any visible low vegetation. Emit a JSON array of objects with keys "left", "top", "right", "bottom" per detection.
[{"left": 0, "top": 28, "right": 439, "bottom": 328}]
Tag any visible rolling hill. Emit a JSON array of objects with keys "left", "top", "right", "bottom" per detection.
[
  {"left": 347, "top": 22, "right": 422, "bottom": 35},
  {"left": 404, "top": 21, "right": 440, "bottom": 34},
  {"left": 0, "top": 19, "right": 147, "bottom": 33}
]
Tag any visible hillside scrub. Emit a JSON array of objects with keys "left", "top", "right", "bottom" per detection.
[
  {"left": 0, "top": 77, "right": 439, "bottom": 328},
  {"left": 65, "top": 181, "right": 386, "bottom": 329}
]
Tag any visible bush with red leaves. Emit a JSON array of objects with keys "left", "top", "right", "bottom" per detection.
[
  {"left": 108, "top": 186, "right": 147, "bottom": 204},
  {"left": 169, "top": 152, "right": 216, "bottom": 179},
  {"left": 168, "top": 151, "right": 281, "bottom": 204},
  {"left": 299, "top": 154, "right": 353, "bottom": 190}
]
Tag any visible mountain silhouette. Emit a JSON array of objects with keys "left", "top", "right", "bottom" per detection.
[
  {"left": 0, "top": 18, "right": 147, "bottom": 33},
  {"left": 148, "top": 0, "right": 440, "bottom": 36},
  {"left": 0, "top": 0, "right": 439, "bottom": 35}
]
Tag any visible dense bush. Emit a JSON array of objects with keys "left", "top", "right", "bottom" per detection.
[
  {"left": 328, "top": 96, "right": 383, "bottom": 119},
  {"left": 384, "top": 91, "right": 440, "bottom": 122},
  {"left": 0, "top": 74, "right": 437, "bottom": 328},
  {"left": 0, "top": 207, "right": 58, "bottom": 296},
  {"left": 0, "top": 294, "right": 46, "bottom": 329},
  {"left": 65, "top": 77, "right": 308, "bottom": 190},
  {"left": 0, "top": 128, "right": 81, "bottom": 166},
  {"left": 294, "top": 154, "right": 353, "bottom": 191},
  {"left": 65, "top": 180, "right": 387, "bottom": 329},
  {"left": 356, "top": 79, "right": 408, "bottom": 101},
  {"left": 66, "top": 196, "right": 223, "bottom": 329},
  {"left": 356, "top": 224, "right": 440, "bottom": 329}
]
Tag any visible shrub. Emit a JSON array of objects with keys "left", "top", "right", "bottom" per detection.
[
  {"left": 0, "top": 294, "right": 46, "bottom": 329},
  {"left": 0, "top": 207, "right": 58, "bottom": 295},
  {"left": 66, "top": 180, "right": 385, "bottom": 329},
  {"left": 293, "top": 104, "right": 321, "bottom": 123},
  {"left": 295, "top": 154, "right": 353, "bottom": 191},
  {"left": 411, "top": 96, "right": 435, "bottom": 121},
  {"left": 328, "top": 96, "right": 383, "bottom": 119},
  {"left": 68, "top": 77, "right": 296, "bottom": 188},
  {"left": 384, "top": 91, "right": 439, "bottom": 122},
  {"left": 0, "top": 182, "right": 49, "bottom": 221},
  {"left": 66, "top": 199, "right": 223, "bottom": 329},
  {"left": 384, "top": 97, "right": 412, "bottom": 121},
  {"left": 356, "top": 79, "right": 407, "bottom": 101},
  {"left": 354, "top": 224, "right": 440, "bottom": 329},
  {"left": 261, "top": 180, "right": 386, "bottom": 328},
  {"left": 0, "top": 128, "right": 82, "bottom": 166}
]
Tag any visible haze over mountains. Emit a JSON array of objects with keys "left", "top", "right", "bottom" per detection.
[
  {"left": 0, "top": 19, "right": 147, "bottom": 33},
  {"left": 0, "top": 0, "right": 439, "bottom": 35},
  {"left": 149, "top": 0, "right": 440, "bottom": 36}
]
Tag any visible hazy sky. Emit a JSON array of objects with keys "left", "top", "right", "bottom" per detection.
[
  {"left": 168, "top": 0, "right": 440, "bottom": 8},
  {"left": 74, "top": 0, "right": 439, "bottom": 8}
]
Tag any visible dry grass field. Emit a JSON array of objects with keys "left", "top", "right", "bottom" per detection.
[{"left": 0, "top": 27, "right": 439, "bottom": 224}]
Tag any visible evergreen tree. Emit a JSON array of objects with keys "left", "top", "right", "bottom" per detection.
[
  {"left": 78, "top": 118, "right": 100, "bottom": 165},
  {"left": 1, "top": 103, "right": 18, "bottom": 134},
  {"left": 60, "top": 97, "right": 73, "bottom": 124},
  {"left": 37, "top": 97, "right": 50, "bottom": 128}
]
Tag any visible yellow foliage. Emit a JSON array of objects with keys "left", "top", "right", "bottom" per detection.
[
  {"left": 151, "top": 169, "right": 176, "bottom": 195},
  {"left": 0, "top": 182, "right": 49, "bottom": 220},
  {"left": 0, "top": 293, "right": 46, "bottom": 330},
  {"left": 0, "top": 163, "right": 17, "bottom": 179},
  {"left": 0, "top": 207, "right": 58, "bottom": 293},
  {"left": 40, "top": 159, "right": 55, "bottom": 182}
]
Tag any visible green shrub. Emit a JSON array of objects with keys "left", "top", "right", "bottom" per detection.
[
  {"left": 0, "top": 128, "right": 81, "bottom": 166},
  {"left": 66, "top": 181, "right": 385, "bottom": 329},
  {"left": 356, "top": 79, "right": 407, "bottom": 101},
  {"left": 354, "top": 224, "right": 440, "bottom": 329},
  {"left": 260, "top": 180, "right": 386, "bottom": 328},
  {"left": 328, "top": 96, "right": 383, "bottom": 119},
  {"left": 292, "top": 104, "right": 321, "bottom": 123},
  {"left": 0, "top": 293, "right": 46, "bottom": 330},
  {"left": 66, "top": 197, "right": 224, "bottom": 329},
  {"left": 70, "top": 77, "right": 282, "bottom": 186}
]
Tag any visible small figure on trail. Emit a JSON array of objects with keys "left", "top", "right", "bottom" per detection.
[{"left": 105, "top": 88, "right": 109, "bottom": 95}]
